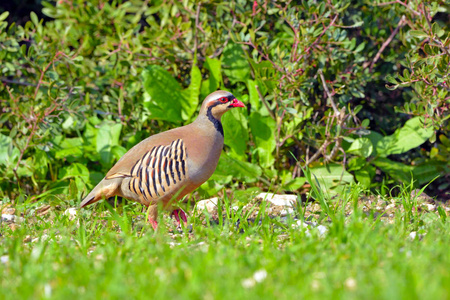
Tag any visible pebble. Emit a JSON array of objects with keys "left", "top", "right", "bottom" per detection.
[
  {"left": 195, "top": 197, "right": 219, "bottom": 214},
  {"left": 316, "top": 225, "right": 328, "bottom": 237},
  {"left": 1, "top": 255, "right": 9, "bottom": 264},
  {"left": 257, "top": 193, "right": 297, "bottom": 207},
  {"left": 1, "top": 214, "right": 24, "bottom": 223},
  {"left": 64, "top": 208, "right": 78, "bottom": 220}
]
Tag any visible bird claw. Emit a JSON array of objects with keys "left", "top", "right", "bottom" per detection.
[{"left": 171, "top": 209, "right": 188, "bottom": 228}]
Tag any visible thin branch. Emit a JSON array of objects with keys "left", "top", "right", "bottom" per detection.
[
  {"left": 369, "top": 15, "right": 406, "bottom": 72},
  {"left": 255, "top": 85, "right": 276, "bottom": 120},
  {"left": 376, "top": 1, "right": 421, "bottom": 16},
  {"left": 318, "top": 70, "right": 340, "bottom": 115}
]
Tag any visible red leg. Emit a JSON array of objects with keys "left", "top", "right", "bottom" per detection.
[
  {"left": 171, "top": 209, "right": 188, "bottom": 228},
  {"left": 145, "top": 205, "right": 158, "bottom": 230},
  {"left": 148, "top": 215, "right": 158, "bottom": 230}
]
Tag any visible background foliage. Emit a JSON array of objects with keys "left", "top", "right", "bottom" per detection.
[{"left": 0, "top": 0, "right": 449, "bottom": 205}]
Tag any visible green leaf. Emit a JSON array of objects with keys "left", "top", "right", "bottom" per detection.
[
  {"left": 247, "top": 79, "right": 261, "bottom": 110},
  {"left": 204, "top": 57, "right": 222, "bottom": 92},
  {"left": 142, "top": 65, "right": 183, "bottom": 123},
  {"left": 376, "top": 117, "right": 434, "bottom": 157},
  {"left": 411, "top": 162, "right": 442, "bottom": 185},
  {"left": 181, "top": 65, "right": 201, "bottom": 120},
  {"left": 0, "top": 133, "right": 20, "bottom": 167},
  {"left": 372, "top": 157, "right": 412, "bottom": 183},
  {"left": 222, "top": 43, "right": 249, "bottom": 83},
  {"left": 215, "top": 153, "right": 262, "bottom": 183},
  {"left": 347, "top": 137, "right": 373, "bottom": 157},
  {"left": 97, "top": 121, "right": 122, "bottom": 167},
  {"left": 249, "top": 112, "right": 276, "bottom": 168},
  {"left": 30, "top": 11, "right": 39, "bottom": 26},
  {"left": 309, "top": 163, "right": 354, "bottom": 195},
  {"left": 54, "top": 137, "right": 83, "bottom": 160},
  {"left": 354, "top": 42, "right": 366, "bottom": 53},
  {"left": 0, "top": 11, "right": 9, "bottom": 22},
  {"left": 222, "top": 108, "right": 248, "bottom": 159},
  {"left": 354, "top": 165, "right": 376, "bottom": 188},
  {"left": 58, "top": 163, "right": 90, "bottom": 182},
  {"left": 409, "top": 30, "right": 428, "bottom": 38}
]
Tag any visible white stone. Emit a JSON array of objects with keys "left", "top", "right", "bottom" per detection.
[
  {"left": 253, "top": 269, "right": 267, "bottom": 283},
  {"left": 1, "top": 214, "right": 23, "bottom": 223},
  {"left": 425, "top": 204, "right": 436, "bottom": 211},
  {"left": 386, "top": 203, "right": 396, "bottom": 211},
  {"left": 344, "top": 277, "right": 357, "bottom": 290},
  {"left": 0, "top": 255, "right": 9, "bottom": 264},
  {"left": 195, "top": 197, "right": 219, "bottom": 214},
  {"left": 64, "top": 208, "right": 78, "bottom": 220},
  {"left": 257, "top": 193, "right": 297, "bottom": 207},
  {"left": 291, "top": 220, "right": 309, "bottom": 229},
  {"left": 280, "top": 208, "right": 294, "bottom": 216},
  {"left": 1, "top": 214, "right": 14, "bottom": 222},
  {"left": 409, "top": 232, "right": 417, "bottom": 240},
  {"left": 316, "top": 225, "right": 328, "bottom": 237}
]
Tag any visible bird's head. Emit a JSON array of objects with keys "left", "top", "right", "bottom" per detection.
[{"left": 200, "top": 90, "right": 245, "bottom": 120}]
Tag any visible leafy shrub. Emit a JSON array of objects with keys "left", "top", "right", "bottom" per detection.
[{"left": 0, "top": 0, "right": 448, "bottom": 204}]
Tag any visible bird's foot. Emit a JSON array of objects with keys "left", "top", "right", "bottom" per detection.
[
  {"left": 171, "top": 209, "right": 188, "bottom": 228},
  {"left": 148, "top": 216, "right": 158, "bottom": 230}
]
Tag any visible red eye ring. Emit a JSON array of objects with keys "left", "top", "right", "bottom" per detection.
[{"left": 219, "top": 97, "right": 228, "bottom": 103}]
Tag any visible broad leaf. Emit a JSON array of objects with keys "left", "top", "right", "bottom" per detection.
[
  {"left": 222, "top": 43, "right": 249, "bottom": 83},
  {"left": 309, "top": 163, "right": 354, "bottom": 195},
  {"left": 142, "top": 65, "right": 183, "bottom": 123},
  {"left": 372, "top": 157, "right": 413, "bottom": 183},
  {"left": 222, "top": 108, "right": 248, "bottom": 159},
  {"left": 376, "top": 117, "right": 433, "bottom": 157},
  {"left": 97, "top": 121, "right": 122, "bottom": 167},
  {"left": 249, "top": 112, "right": 276, "bottom": 168},
  {"left": 347, "top": 137, "right": 373, "bottom": 157},
  {"left": 181, "top": 64, "right": 201, "bottom": 121},
  {"left": 215, "top": 152, "right": 262, "bottom": 183}
]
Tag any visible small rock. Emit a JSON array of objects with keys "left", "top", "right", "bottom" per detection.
[
  {"left": 385, "top": 203, "right": 396, "bottom": 211},
  {"left": 409, "top": 232, "right": 417, "bottom": 240},
  {"left": 316, "top": 225, "right": 328, "bottom": 237},
  {"left": 2, "top": 214, "right": 25, "bottom": 224},
  {"left": 0, "top": 255, "right": 9, "bottom": 264},
  {"left": 291, "top": 220, "right": 309, "bottom": 229},
  {"left": 253, "top": 269, "right": 267, "bottom": 283},
  {"left": 256, "top": 193, "right": 297, "bottom": 207},
  {"left": 8, "top": 223, "right": 18, "bottom": 231},
  {"left": 32, "top": 234, "right": 49, "bottom": 243},
  {"left": 195, "top": 197, "right": 219, "bottom": 214},
  {"left": 2, "top": 207, "right": 15, "bottom": 215},
  {"left": 23, "top": 235, "right": 32, "bottom": 243},
  {"left": 344, "top": 277, "right": 357, "bottom": 290},
  {"left": 64, "top": 208, "right": 78, "bottom": 220},
  {"left": 280, "top": 208, "right": 294, "bottom": 216},
  {"left": 1, "top": 214, "right": 15, "bottom": 223},
  {"left": 424, "top": 204, "right": 436, "bottom": 211}
]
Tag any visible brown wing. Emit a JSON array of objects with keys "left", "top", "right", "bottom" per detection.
[{"left": 105, "top": 139, "right": 188, "bottom": 203}]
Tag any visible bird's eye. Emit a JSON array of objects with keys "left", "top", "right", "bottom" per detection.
[{"left": 219, "top": 97, "right": 228, "bottom": 103}]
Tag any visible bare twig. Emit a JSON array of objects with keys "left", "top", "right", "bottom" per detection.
[
  {"left": 318, "top": 70, "right": 340, "bottom": 115},
  {"left": 369, "top": 15, "right": 406, "bottom": 72},
  {"left": 255, "top": 85, "right": 276, "bottom": 120},
  {"left": 376, "top": 1, "right": 420, "bottom": 16}
]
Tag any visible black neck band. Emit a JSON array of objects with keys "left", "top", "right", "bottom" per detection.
[{"left": 206, "top": 103, "right": 224, "bottom": 136}]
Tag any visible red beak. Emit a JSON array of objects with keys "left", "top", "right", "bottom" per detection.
[{"left": 229, "top": 98, "right": 245, "bottom": 108}]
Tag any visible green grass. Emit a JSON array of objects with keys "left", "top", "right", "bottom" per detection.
[{"left": 1, "top": 187, "right": 449, "bottom": 300}]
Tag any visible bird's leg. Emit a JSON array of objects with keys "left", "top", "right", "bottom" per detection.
[
  {"left": 171, "top": 208, "right": 188, "bottom": 228},
  {"left": 145, "top": 204, "right": 158, "bottom": 230}
]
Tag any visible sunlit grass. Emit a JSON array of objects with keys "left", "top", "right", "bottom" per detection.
[{"left": 1, "top": 185, "right": 449, "bottom": 299}]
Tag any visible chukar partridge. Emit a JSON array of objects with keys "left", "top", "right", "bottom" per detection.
[{"left": 80, "top": 90, "right": 245, "bottom": 229}]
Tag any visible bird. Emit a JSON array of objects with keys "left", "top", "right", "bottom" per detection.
[{"left": 79, "top": 90, "right": 245, "bottom": 230}]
